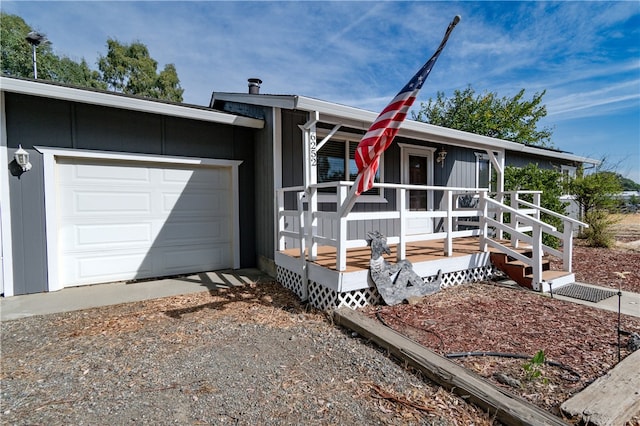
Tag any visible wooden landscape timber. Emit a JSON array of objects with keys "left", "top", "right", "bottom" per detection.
[
  {"left": 561, "top": 348, "right": 640, "bottom": 426},
  {"left": 334, "top": 307, "right": 569, "bottom": 426}
]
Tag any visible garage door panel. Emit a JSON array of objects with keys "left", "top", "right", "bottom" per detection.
[
  {"left": 73, "top": 163, "right": 151, "bottom": 182},
  {"left": 162, "top": 190, "right": 229, "bottom": 215},
  {"left": 157, "top": 220, "right": 228, "bottom": 246},
  {"left": 63, "top": 251, "right": 152, "bottom": 285},
  {"left": 161, "top": 167, "right": 230, "bottom": 188},
  {"left": 57, "top": 159, "right": 235, "bottom": 287},
  {"left": 73, "top": 223, "right": 153, "bottom": 248},
  {"left": 73, "top": 191, "right": 152, "bottom": 214},
  {"left": 159, "top": 245, "right": 230, "bottom": 274}
]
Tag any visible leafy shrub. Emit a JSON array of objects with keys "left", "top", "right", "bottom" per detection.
[
  {"left": 582, "top": 210, "right": 618, "bottom": 248},
  {"left": 504, "top": 164, "right": 567, "bottom": 249},
  {"left": 522, "top": 350, "right": 548, "bottom": 383}
]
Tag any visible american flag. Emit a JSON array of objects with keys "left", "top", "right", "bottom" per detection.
[{"left": 353, "top": 16, "right": 461, "bottom": 195}]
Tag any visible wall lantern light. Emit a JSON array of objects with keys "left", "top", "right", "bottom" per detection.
[
  {"left": 14, "top": 145, "right": 32, "bottom": 172},
  {"left": 436, "top": 147, "right": 447, "bottom": 167}
]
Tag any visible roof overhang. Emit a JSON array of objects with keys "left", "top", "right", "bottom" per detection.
[
  {"left": 2, "top": 77, "right": 264, "bottom": 129},
  {"left": 212, "top": 92, "right": 599, "bottom": 165}
]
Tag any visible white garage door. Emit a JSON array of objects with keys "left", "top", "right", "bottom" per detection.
[{"left": 57, "top": 158, "right": 234, "bottom": 287}]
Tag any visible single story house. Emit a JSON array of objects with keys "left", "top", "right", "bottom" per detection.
[
  {"left": 1, "top": 76, "right": 598, "bottom": 307},
  {"left": 211, "top": 81, "right": 598, "bottom": 308}
]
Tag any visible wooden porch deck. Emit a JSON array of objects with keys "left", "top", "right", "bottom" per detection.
[{"left": 280, "top": 236, "right": 488, "bottom": 273}]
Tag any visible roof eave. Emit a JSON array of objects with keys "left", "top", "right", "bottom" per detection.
[
  {"left": 210, "top": 91, "right": 600, "bottom": 165},
  {"left": 1, "top": 77, "right": 264, "bottom": 129}
]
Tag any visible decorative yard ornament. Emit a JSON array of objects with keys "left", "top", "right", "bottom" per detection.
[{"left": 366, "top": 231, "right": 441, "bottom": 305}]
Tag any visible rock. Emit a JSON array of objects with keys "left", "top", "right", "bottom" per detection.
[
  {"left": 627, "top": 332, "right": 640, "bottom": 352},
  {"left": 404, "top": 296, "right": 425, "bottom": 305},
  {"left": 493, "top": 372, "right": 522, "bottom": 389}
]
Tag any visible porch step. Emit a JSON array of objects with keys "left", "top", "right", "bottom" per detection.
[
  {"left": 504, "top": 259, "right": 550, "bottom": 277},
  {"left": 523, "top": 270, "right": 575, "bottom": 292},
  {"left": 490, "top": 251, "right": 573, "bottom": 292}
]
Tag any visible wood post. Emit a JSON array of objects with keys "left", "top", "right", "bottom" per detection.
[{"left": 334, "top": 308, "right": 569, "bottom": 426}]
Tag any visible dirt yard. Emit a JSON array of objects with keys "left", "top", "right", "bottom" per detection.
[
  {"left": 1, "top": 214, "right": 639, "bottom": 425},
  {"left": 568, "top": 213, "right": 640, "bottom": 293},
  {"left": 364, "top": 213, "right": 640, "bottom": 424}
]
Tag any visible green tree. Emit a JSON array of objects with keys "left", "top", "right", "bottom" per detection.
[
  {"left": 1, "top": 13, "right": 181, "bottom": 101},
  {"left": 569, "top": 171, "right": 622, "bottom": 217},
  {"left": 504, "top": 164, "right": 567, "bottom": 248},
  {"left": 1, "top": 13, "right": 50, "bottom": 77},
  {"left": 569, "top": 169, "right": 622, "bottom": 247},
  {"left": 412, "top": 86, "right": 553, "bottom": 147},
  {"left": 1, "top": 13, "right": 103, "bottom": 88},
  {"left": 613, "top": 173, "right": 640, "bottom": 191},
  {"left": 98, "top": 39, "right": 183, "bottom": 102}
]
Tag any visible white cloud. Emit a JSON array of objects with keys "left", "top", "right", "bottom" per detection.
[{"left": 3, "top": 0, "right": 638, "bottom": 181}]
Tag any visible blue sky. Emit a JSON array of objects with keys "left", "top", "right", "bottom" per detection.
[{"left": 4, "top": 1, "right": 639, "bottom": 182}]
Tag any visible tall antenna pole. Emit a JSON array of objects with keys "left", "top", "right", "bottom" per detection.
[{"left": 25, "top": 31, "right": 47, "bottom": 79}]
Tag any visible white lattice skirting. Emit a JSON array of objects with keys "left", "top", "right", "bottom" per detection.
[{"left": 277, "top": 265, "right": 497, "bottom": 310}]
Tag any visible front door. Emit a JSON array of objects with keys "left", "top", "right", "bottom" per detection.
[{"left": 401, "top": 145, "right": 435, "bottom": 234}]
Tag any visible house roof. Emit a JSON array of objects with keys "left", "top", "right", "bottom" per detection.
[
  {"left": 1, "top": 76, "right": 264, "bottom": 129},
  {"left": 211, "top": 92, "right": 599, "bottom": 165}
]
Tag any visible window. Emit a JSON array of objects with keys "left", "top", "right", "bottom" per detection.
[
  {"left": 561, "top": 165, "right": 576, "bottom": 182},
  {"left": 316, "top": 139, "right": 382, "bottom": 200},
  {"left": 475, "top": 153, "right": 492, "bottom": 190},
  {"left": 560, "top": 165, "right": 577, "bottom": 195}
]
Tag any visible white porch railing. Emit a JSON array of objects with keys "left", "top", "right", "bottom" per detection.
[
  {"left": 276, "top": 182, "right": 587, "bottom": 289},
  {"left": 479, "top": 191, "right": 588, "bottom": 289}
]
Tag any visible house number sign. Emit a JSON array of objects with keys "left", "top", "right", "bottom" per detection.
[{"left": 309, "top": 131, "right": 317, "bottom": 166}]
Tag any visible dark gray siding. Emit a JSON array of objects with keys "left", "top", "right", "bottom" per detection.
[
  {"left": 506, "top": 151, "right": 565, "bottom": 171},
  {"left": 280, "top": 110, "right": 306, "bottom": 187},
  {"left": 253, "top": 107, "right": 276, "bottom": 270},
  {"left": 5, "top": 93, "right": 260, "bottom": 295}
]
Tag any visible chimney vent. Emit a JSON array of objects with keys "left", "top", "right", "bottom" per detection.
[{"left": 248, "top": 78, "right": 262, "bottom": 94}]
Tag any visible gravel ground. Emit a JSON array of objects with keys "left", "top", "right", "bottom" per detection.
[
  {"left": 1, "top": 282, "right": 491, "bottom": 425},
  {"left": 3, "top": 214, "right": 638, "bottom": 425}
]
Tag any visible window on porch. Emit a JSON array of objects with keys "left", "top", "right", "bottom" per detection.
[
  {"left": 317, "top": 139, "right": 383, "bottom": 199},
  {"left": 475, "top": 153, "right": 493, "bottom": 191}
]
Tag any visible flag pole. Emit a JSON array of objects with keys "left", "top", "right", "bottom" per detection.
[{"left": 338, "top": 15, "right": 461, "bottom": 219}]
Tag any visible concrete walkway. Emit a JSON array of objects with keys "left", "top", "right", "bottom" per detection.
[
  {"left": 552, "top": 282, "right": 640, "bottom": 318},
  {"left": 1, "top": 269, "right": 271, "bottom": 321},
  {"left": 1, "top": 275, "right": 639, "bottom": 321}
]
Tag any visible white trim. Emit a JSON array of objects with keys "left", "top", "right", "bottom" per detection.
[
  {"left": 230, "top": 164, "right": 241, "bottom": 269},
  {"left": 273, "top": 107, "right": 283, "bottom": 254},
  {"left": 213, "top": 92, "right": 599, "bottom": 166},
  {"left": 1, "top": 77, "right": 264, "bottom": 129},
  {"left": 34, "top": 146, "right": 243, "bottom": 168},
  {"left": 474, "top": 152, "right": 492, "bottom": 191},
  {"left": 41, "top": 150, "right": 60, "bottom": 291},
  {"left": 0, "top": 92, "right": 14, "bottom": 296},
  {"left": 400, "top": 144, "right": 436, "bottom": 234},
  {"left": 561, "top": 164, "right": 577, "bottom": 178},
  {"left": 399, "top": 143, "right": 436, "bottom": 192},
  {"left": 36, "top": 147, "right": 243, "bottom": 291}
]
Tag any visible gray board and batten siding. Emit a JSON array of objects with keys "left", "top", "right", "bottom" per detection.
[
  {"left": 4, "top": 91, "right": 260, "bottom": 295},
  {"left": 278, "top": 113, "right": 583, "bottom": 249},
  {"left": 278, "top": 116, "right": 486, "bottom": 247}
]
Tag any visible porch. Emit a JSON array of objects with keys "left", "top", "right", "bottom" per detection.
[{"left": 275, "top": 182, "right": 588, "bottom": 310}]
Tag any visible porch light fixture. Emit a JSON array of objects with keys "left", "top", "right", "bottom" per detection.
[
  {"left": 436, "top": 147, "right": 447, "bottom": 167},
  {"left": 14, "top": 145, "right": 32, "bottom": 172}
]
